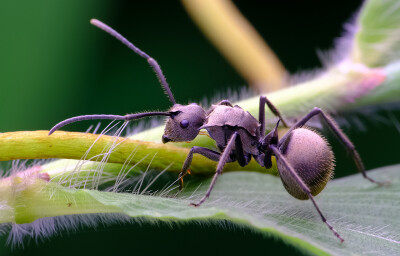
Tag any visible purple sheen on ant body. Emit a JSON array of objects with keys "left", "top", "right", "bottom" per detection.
[
  {"left": 198, "top": 102, "right": 262, "bottom": 155},
  {"left": 201, "top": 104, "right": 260, "bottom": 136},
  {"left": 277, "top": 128, "right": 334, "bottom": 200},
  {"left": 162, "top": 104, "right": 206, "bottom": 143}
]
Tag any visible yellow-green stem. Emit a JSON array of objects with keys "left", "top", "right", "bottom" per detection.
[{"left": 0, "top": 131, "right": 276, "bottom": 179}]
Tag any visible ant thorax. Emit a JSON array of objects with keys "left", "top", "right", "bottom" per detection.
[{"left": 200, "top": 103, "right": 260, "bottom": 155}]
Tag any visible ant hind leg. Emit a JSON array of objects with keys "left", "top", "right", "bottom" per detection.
[
  {"left": 271, "top": 145, "right": 344, "bottom": 243},
  {"left": 278, "top": 107, "right": 387, "bottom": 186}
]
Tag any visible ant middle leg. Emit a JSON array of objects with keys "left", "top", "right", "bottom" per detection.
[
  {"left": 191, "top": 132, "right": 249, "bottom": 207},
  {"left": 278, "top": 107, "right": 386, "bottom": 185},
  {"left": 259, "top": 96, "right": 289, "bottom": 135},
  {"left": 271, "top": 146, "right": 344, "bottom": 243}
]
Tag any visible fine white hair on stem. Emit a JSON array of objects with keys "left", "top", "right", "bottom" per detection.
[
  {"left": 93, "top": 121, "right": 130, "bottom": 190},
  {"left": 318, "top": 6, "right": 359, "bottom": 69},
  {"left": 186, "top": 183, "right": 204, "bottom": 201},
  {"left": 140, "top": 163, "right": 173, "bottom": 195},
  {"left": 55, "top": 120, "right": 120, "bottom": 188},
  {"left": 197, "top": 86, "right": 256, "bottom": 112},
  {"left": 84, "top": 124, "right": 94, "bottom": 134},
  {"left": 4, "top": 213, "right": 135, "bottom": 248},
  {"left": 112, "top": 152, "right": 149, "bottom": 193},
  {"left": 111, "top": 147, "right": 138, "bottom": 191},
  {"left": 73, "top": 120, "right": 129, "bottom": 189},
  {"left": 92, "top": 122, "right": 102, "bottom": 134},
  {"left": 133, "top": 153, "right": 157, "bottom": 194},
  {"left": 158, "top": 184, "right": 180, "bottom": 198},
  {"left": 158, "top": 175, "right": 184, "bottom": 197},
  {"left": 50, "top": 119, "right": 140, "bottom": 191}
]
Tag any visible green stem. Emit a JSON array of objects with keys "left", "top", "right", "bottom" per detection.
[{"left": 0, "top": 131, "right": 276, "bottom": 181}]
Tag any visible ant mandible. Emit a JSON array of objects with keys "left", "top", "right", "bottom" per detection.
[{"left": 49, "top": 19, "right": 386, "bottom": 243}]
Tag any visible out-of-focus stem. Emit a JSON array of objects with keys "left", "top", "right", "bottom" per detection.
[
  {"left": 181, "top": 0, "right": 286, "bottom": 92},
  {"left": 133, "top": 64, "right": 387, "bottom": 143}
]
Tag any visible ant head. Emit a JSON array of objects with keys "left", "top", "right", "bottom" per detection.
[{"left": 162, "top": 103, "right": 206, "bottom": 143}]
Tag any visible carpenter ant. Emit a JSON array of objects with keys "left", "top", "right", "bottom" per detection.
[{"left": 49, "top": 19, "right": 386, "bottom": 243}]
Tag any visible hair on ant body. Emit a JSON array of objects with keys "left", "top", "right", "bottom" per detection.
[{"left": 49, "top": 19, "right": 387, "bottom": 243}]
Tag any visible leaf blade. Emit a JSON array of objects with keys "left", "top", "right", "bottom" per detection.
[{"left": 2, "top": 165, "right": 399, "bottom": 255}]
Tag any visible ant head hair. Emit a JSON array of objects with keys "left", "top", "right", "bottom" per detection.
[{"left": 90, "top": 19, "right": 177, "bottom": 106}]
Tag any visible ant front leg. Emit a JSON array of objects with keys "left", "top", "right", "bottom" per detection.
[
  {"left": 259, "top": 96, "right": 289, "bottom": 135},
  {"left": 271, "top": 145, "right": 344, "bottom": 243},
  {"left": 191, "top": 132, "right": 249, "bottom": 207},
  {"left": 279, "top": 107, "right": 386, "bottom": 185},
  {"left": 179, "top": 147, "right": 221, "bottom": 190}
]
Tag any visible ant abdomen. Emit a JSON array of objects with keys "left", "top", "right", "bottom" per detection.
[{"left": 277, "top": 128, "right": 335, "bottom": 200}]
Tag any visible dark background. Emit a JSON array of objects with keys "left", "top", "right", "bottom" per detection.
[{"left": 2, "top": 1, "right": 399, "bottom": 255}]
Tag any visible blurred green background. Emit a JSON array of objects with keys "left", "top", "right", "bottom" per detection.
[
  {"left": 0, "top": 0, "right": 364, "bottom": 133},
  {"left": 2, "top": 0, "right": 400, "bottom": 255}
]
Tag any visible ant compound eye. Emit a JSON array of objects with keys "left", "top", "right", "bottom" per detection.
[{"left": 180, "top": 119, "right": 189, "bottom": 129}]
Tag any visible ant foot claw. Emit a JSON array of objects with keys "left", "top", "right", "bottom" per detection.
[
  {"left": 367, "top": 176, "right": 390, "bottom": 186},
  {"left": 378, "top": 180, "right": 391, "bottom": 186}
]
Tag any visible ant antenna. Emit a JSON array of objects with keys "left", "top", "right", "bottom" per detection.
[
  {"left": 48, "top": 112, "right": 171, "bottom": 135},
  {"left": 90, "top": 19, "right": 177, "bottom": 105}
]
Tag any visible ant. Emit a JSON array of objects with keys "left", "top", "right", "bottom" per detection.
[{"left": 49, "top": 19, "right": 386, "bottom": 243}]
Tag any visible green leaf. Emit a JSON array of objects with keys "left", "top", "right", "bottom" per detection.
[
  {"left": 3, "top": 164, "right": 399, "bottom": 255},
  {"left": 353, "top": 0, "right": 400, "bottom": 66}
]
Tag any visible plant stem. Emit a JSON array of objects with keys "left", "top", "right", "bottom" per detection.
[
  {"left": 181, "top": 0, "right": 286, "bottom": 91},
  {"left": 0, "top": 131, "right": 275, "bottom": 180}
]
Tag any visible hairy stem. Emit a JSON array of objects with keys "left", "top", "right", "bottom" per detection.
[{"left": 0, "top": 131, "right": 275, "bottom": 180}]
